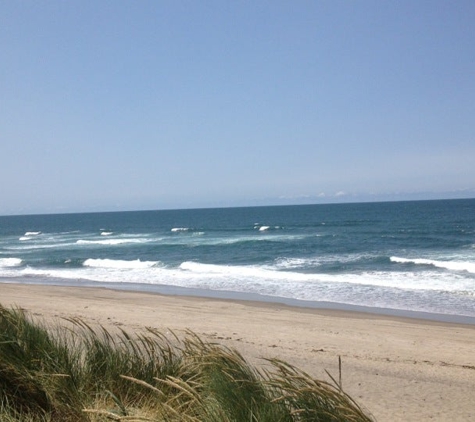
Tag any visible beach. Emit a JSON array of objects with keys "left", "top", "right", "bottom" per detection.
[{"left": 1, "top": 283, "right": 474, "bottom": 421}]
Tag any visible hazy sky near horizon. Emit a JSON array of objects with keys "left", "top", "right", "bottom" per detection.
[{"left": 1, "top": 1, "right": 475, "bottom": 215}]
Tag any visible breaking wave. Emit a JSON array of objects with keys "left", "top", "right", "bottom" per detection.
[
  {"left": 83, "top": 258, "right": 160, "bottom": 269},
  {"left": 0, "top": 258, "right": 22, "bottom": 267},
  {"left": 390, "top": 257, "right": 475, "bottom": 274},
  {"left": 77, "top": 238, "right": 147, "bottom": 246}
]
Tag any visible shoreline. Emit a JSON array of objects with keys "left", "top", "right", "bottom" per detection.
[
  {"left": 1, "top": 282, "right": 475, "bottom": 421},
  {"left": 2, "top": 278, "right": 475, "bottom": 325}
]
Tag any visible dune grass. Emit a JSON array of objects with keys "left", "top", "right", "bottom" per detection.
[{"left": 0, "top": 305, "right": 374, "bottom": 421}]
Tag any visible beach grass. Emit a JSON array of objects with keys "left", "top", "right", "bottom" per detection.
[{"left": 0, "top": 304, "right": 374, "bottom": 421}]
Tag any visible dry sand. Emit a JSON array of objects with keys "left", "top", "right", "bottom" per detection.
[{"left": 1, "top": 283, "right": 474, "bottom": 421}]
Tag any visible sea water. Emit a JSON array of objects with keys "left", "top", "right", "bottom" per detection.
[{"left": 1, "top": 199, "right": 474, "bottom": 320}]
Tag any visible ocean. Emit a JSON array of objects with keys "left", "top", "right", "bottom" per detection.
[{"left": 1, "top": 199, "right": 474, "bottom": 321}]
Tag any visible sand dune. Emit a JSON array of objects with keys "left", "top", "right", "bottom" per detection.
[{"left": 1, "top": 283, "right": 474, "bottom": 421}]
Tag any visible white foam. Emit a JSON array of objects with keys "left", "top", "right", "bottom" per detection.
[
  {"left": 163, "top": 235, "right": 266, "bottom": 247},
  {"left": 83, "top": 258, "right": 159, "bottom": 269},
  {"left": 259, "top": 226, "right": 270, "bottom": 231},
  {"left": 6, "top": 242, "right": 77, "bottom": 251},
  {"left": 101, "top": 231, "right": 113, "bottom": 236},
  {"left": 171, "top": 227, "right": 190, "bottom": 232},
  {"left": 0, "top": 258, "right": 22, "bottom": 267},
  {"left": 275, "top": 257, "right": 321, "bottom": 269},
  {"left": 178, "top": 261, "right": 475, "bottom": 293},
  {"left": 10, "top": 257, "right": 475, "bottom": 317},
  {"left": 13, "top": 260, "right": 473, "bottom": 316},
  {"left": 20, "top": 232, "right": 42, "bottom": 240},
  {"left": 391, "top": 256, "right": 475, "bottom": 274},
  {"left": 179, "top": 261, "right": 313, "bottom": 282},
  {"left": 77, "top": 238, "right": 146, "bottom": 246},
  {"left": 274, "top": 254, "right": 373, "bottom": 270}
]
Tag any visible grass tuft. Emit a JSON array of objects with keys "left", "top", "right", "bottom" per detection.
[{"left": 0, "top": 304, "right": 374, "bottom": 421}]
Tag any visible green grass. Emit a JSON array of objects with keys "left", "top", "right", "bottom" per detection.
[{"left": 0, "top": 304, "right": 374, "bottom": 421}]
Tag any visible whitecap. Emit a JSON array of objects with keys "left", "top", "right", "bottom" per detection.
[
  {"left": 274, "top": 257, "right": 321, "bottom": 269},
  {"left": 171, "top": 227, "right": 190, "bottom": 232},
  {"left": 275, "top": 253, "right": 375, "bottom": 269},
  {"left": 77, "top": 238, "right": 145, "bottom": 246},
  {"left": 83, "top": 258, "right": 159, "bottom": 269},
  {"left": 259, "top": 226, "right": 270, "bottom": 231},
  {"left": 100, "top": 231, "right": 113, "bottom": 236},
  {"left": 390, "top": 256, "right": 475, "bottom": 274},
  {"left": 178, "top": 261, "right": 311, "bottom": 281},
  {"left": 177, "top": 260, "right": 475, "bottom": 293},
  {"left": 24, "top": 231, "right": 41, "bottom": 236},
  {"left": 0, "top": 258, "right": 22, "bottom": 267}
]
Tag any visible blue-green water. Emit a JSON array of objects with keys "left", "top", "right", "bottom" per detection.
[{"left": 1, "top": 199, "right": 474, "bottom": 318}]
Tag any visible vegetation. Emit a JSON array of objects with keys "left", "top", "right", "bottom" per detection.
[{"left": 0, "top": 305, "right": 373, "bottom": 421}]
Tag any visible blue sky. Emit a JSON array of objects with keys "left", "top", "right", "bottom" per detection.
[{"left": 1, "top": 1, "right": 474, "bottom": 215}]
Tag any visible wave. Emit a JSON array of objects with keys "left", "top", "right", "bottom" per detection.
[
  {"left": 5, "top": 257, "right": 475, "bottom": 318},
  {"left": 171, "top": 227, "right": 191, "bottom": 232},
  {"left": 390, "top": 256, "right": 475, "bottom": 274},
  {"left": 5, "top": 242, "right": 78, "bottom": 251},
  {"left": 77, "top": 238, "right": 147, "bottom": 246},
  {"left": 274, "top": 254, "right": 378, "bottom": 270},
  {"left": 10, "top": 263, "right": 473, "bottom": 317},
  {"left": 101, "top": 231, "right": 113, "bottom": 236},
  {"left": 19, "top": 231, "right": 42, "bottom": 241},
  {"left": 178, "top": 261, "right": 475, "bottom": 293},
  {"left": 155, "top": 233, "right": 310, "bottom": 247},
  {"left": 179, "top": 261, "right": 314, "bottom": 282},
  {"left": 11, "top": 259, "right": 473, "bottom": 293},
  {"left": 255, "top": 225, "right": 282, "bottom": 232},
  {"left": 0, "top": 258, "right": 22, "bottom": 267},
  {"left": 83, "top": 258, "right": 160, "bottom": 269}
]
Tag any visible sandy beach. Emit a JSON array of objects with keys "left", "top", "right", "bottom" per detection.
[{"left": 1, "top": 283, "right": 474, "bottom": 421}]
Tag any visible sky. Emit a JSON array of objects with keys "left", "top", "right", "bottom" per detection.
[{"left": 1, "top": 1, "right": 475, "bottom": 215}]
